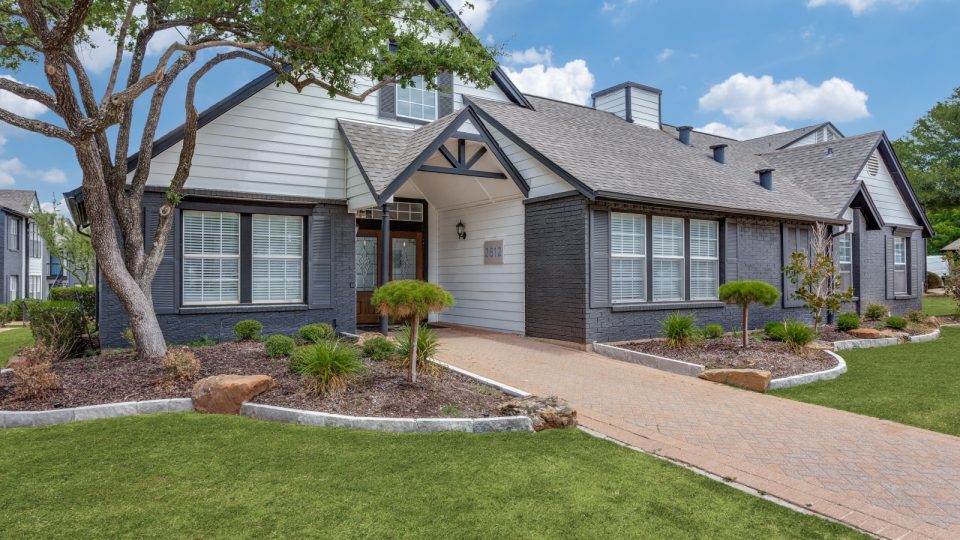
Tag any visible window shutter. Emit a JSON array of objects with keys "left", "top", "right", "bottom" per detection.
[
  {"left": 146, "top": 200, "right": 176, "bottom": 314},
  {"left": 438, "top": 72, "right": 454, "bottom": 117},
  {"left": 885, "top": 235, "right": 895, "bottom": 299},
  {"left": 309, "top": 212, "right": 333, "bottom": 308},
  {"left": 724, "top": 221, "right": 737, "bottom": 283},
  {"left": 378, "top": 83, "right": 396, "bottom": 120},
  {"left": 590, "top": 208, "right": 610, "bottom": 308},
  {"left": 912, "top": 235, "right": 920, "bottom": 295},
  {"left": 782, "top": 225, "right": 808, "bottom": 308}
]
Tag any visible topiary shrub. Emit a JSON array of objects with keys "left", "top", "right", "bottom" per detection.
[
  {"left": 764, "top": 321, "right": 786, "bottom": 342},
  {"left": 234, "top": 319, "right": 263, "bottom": 341},
  {"left": 289, "top": 340, "right": 365, "bottom": 395},
  {"left": 49, "top": 286, "right": 95, "bottom": 320},
  {"left": 362, "top": 335, "right": 397, "bottom": 361},
  {"left": 905, "top": 309, "right": 924, "bottom": 324},
  {"left": 927, "top": 271, "right": 943, "bottom": 290},
  {"left": 719, "top": 281, "right": 781, "bottom": 348},
  {"left": 782, "top": 320, "right": 816, "bottom": 353},
  {"left": 299, "top": 323, "right": 335, "bottom": 344},
  {"left": 396, "top": 324, "right": 442, "bottom": 376},
  {"left": 161, "top": 348, "right": 201, "bottom": 381},
  {"left": 864, "top": 304, "right": 888, "bottom": 321},
  {"left": 659, "top": 312, "right": 699, "bottom": 348},
  {"left": 704, "top": 323, "right": 724, "bottom": 339},
  {"left": 836, "top": 312, "right": 860, "bottom": 332},
  {"left": 29, "top": 300, "right": 86, "bottom": 360},
  {"left": 885, "top": 316, "right": 908, "bottom": 330},
  {"left": 265, "top": 335, "right": 296, "bottom": 358}
]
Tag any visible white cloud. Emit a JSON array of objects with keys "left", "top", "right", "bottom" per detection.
[
  {"left": 0, "top": 158, "right": 24, "bottom": 185},
  {"left": 504, "top": 59, "right": 595, "bottom": 105},
  {"left": 696, "top": 73, "right": 869, "bottom": 138},
  {"left": 78, "top": 6, "right": 188, "bottom": 74},
  {"left": 448, "top": 0, "right": 497, "bottom": 31},
  {"left": 40, "top": 168, "right": 67, "bottom": 183},
  {"left": 656, "top": 48, "right": 674, "bottom": 62},
  {"left": 601, "top": 2, "right": 617, "bottom": 13},
  {"left": 0, "top": 75, "right": 49, "bottom": 119},
  {"left": 806, "top": 0, "right": 921, "bottom": 15},
  {"left": 697, "top": 122, "right": 791, "bottom": 140},
  {"left": 506, "top": 47, "right": 553, "bottom": 66},
  {"left": 613, "top": 56, "right": 622, "bottom": 64}
]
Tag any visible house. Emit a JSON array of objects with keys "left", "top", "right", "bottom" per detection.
[
  {"left": 64, "top": 2, "right": 932, "bottom": 348},
  {"left": 0, "top": 190, "right": 49, "bottom": 303}
]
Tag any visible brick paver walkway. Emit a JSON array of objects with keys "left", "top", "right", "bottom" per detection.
[{"left": 434, "top": 326, "right": 960, "bottom": 539}]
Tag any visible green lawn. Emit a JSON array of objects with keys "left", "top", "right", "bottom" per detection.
[
  {"left": 0, "top": 327, "right": 33, "bottom": 367},
  {"left": 923, "top": 295, "right": 958, "bottom": 317},
  {"left": 0, "top": 414, "right": 860, "bottom": 539},
  {"left": 772, "top": 327, "right": 960, "bottom": 437}
]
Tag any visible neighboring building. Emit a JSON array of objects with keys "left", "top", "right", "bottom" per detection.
[
  {"left": 0, "top": 190, "right": 49, "bottom": 303},
  {"left": 942, "top": 238, "right": 960, "bottom": 256},
  {"left": 65, "top": 1, "right": 933, "bottom": 347},
  {"left": 49, "top": 254, "right": 86, "bottom": 288}
]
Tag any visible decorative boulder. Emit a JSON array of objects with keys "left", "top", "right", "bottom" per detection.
[
  {"left": 192, "top": 375, "right": 274, "bottom": 415},
  {"left": 699, "top": 369, "right": 771, "bottom": 393},
  {"left": 846, "top": 328, "right": 882, "bottom": 339},
  {"left": 498, "top": 395, "right": 577, "bottom": 431}
]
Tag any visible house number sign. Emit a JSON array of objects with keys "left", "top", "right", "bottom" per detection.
[{"left": 483, "top": 240, "right": 504, "bottom": 264}]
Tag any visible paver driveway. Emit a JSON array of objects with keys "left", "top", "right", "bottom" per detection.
[{"left": 434, "top": 326, "right": 960, "bottom": 539}]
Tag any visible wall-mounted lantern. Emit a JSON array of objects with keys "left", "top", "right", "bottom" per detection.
[{"left": 456, "top": 220, "right": 467, "bottom": 240}]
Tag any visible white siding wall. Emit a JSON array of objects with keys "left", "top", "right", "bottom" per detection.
[
  {"left": 860, "top": 151, "right": 915, "bottom": 226},
  {"left": 435, "top": 198, "right": 525, "bottom": 333},
  {"left": 786, "top": 125, "right": 841, "bottom": 148},
  {"left": 345, "top": 150, "right": 377, "bottom": 211},
  {"left": 630, "top": 88, "right": 660, "bottom": 129},
  {"left": 486, "top": 123, "right": 572, "bottom": 198},
  {"left": 594, "top": 91, "right": 627, "bottom": 119}
]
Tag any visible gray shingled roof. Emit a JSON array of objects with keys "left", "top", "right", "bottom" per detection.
[
  {"left": 736, "top": 124, "right": 825, "bottom": 153},
  {"left": 942, "top": 238, "right": 960, "bottom": 252},
  {"left": 0, "top": 189, "right": 38, "bottom": 215},
  {"left": 469, "top": 96, "right": 839, "bottom": 221}
]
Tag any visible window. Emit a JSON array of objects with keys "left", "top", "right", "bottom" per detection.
[
  {"left": 29, "top": 224, "right": 41, "bottom": 259},
  {"left": 50, "top": 255, "right": 62, "bottom": 277},
  {"left": 7, "top": 216, "right": 19, "bottom": 251},
  {"left": 611, "top": 213, "right": 646, "bottom": 303},
  {"left": 182, "top": 211, "right": 240, "bottom": 305},
  {"left": 8, "top": 275, "right": 18, "bottom": 301},
  {"left": 837, "top": 233, "right": 853, "bottom": 292},
  {"left": 893, "top": 236, "right": 908, "bottom": 294},
  {"left": 395, "top": 76, "right": 437, "bottom": 121},
  {"left": 356, "top": 201, "right": 424, "bottom": 222},
  {"left": 689, "top": 220, "right": 719, "bottom": 300},
  {"left": 252, "top": 215, "right": 303, "bottom": 303},
  {"left": 652, "top": 216, "right": 685, "bottom": 301},
  {"left": 28, "top": 275, "right": 41, "bottom": 299}
]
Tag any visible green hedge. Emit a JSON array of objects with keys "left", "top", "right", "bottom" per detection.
[
  {"left": 49, "top": 286, "right": 95, "bottom": 319},
  {"left": 29, "top": 300, "right": 87, "bottom": 359}
]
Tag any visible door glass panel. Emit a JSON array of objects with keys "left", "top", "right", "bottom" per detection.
[
  {"left": 392, "top": 238, "right": 418, "bottom": 281},
  {"left": 355, "top": 237, "right": 378, "bottom": 291}
]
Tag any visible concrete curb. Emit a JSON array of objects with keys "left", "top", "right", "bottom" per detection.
[
  {"left": 768, "top": 351, "right": 847, "bottom": 390},
  {"left": 834, "top": 327, "right": 940, "bottom": 350},
  {"left": 0, "top": 398, "right": 194, "bottom": 428},
  {"left": 430, "top": 358, "right": 531, "bottom": 397},
  {"left": 239, "top": 403, "right": 534, "bottom": 433},
  {"left": 591, "top": 342, "right": 705, "bottom": 377},
  {"left": 908, "top": 327, "right": 941, "bottom": 343}
]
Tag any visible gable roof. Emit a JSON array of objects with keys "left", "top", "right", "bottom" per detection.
[
  {"left": 0, "top": 189, "right": 38, "bottom": 216},
  {"left": 942, "top": 238, "right": 960, "bottom": 252},
  {"left": 736, "top": 122, "right": 843, "bottom": 153}
]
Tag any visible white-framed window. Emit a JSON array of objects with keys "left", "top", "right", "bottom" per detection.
[
  {"left": 8, "top": 275, "right": 18, "bottom": 301},
  {"left": 610, "top": 212, "right": 646, "bottom": 303},
  {"left": 356, "top": 201, "right": 424, "bottom": 222},
  {"left": 182, "top": 211, "right": 240, "bottom": 305},
  {"left": 29, "top": 224, "right": 41, "bottom": 259},
  {"left": 395, "top": 75, "right": 438, "bottom": 121},
  {"left": 837, "top": 233, "right": 853, "bottom": 293},
  {"left": 28, "top": 275, "right": 42, "bottom": 299},
  {"left": 252, "top": 214, "right": 303, "bottom": 304},
  {"left": 7, "top": 216, "right": 19, "bottom": 251},
  {"left": 689, "top": 220, "right": 719, "bottom": 300},
  {"left": 893, "top": 236, "right": 908, "bottom": 294},
  {"left": 652, "top": 216, "right": 685, "bottom": 301}
]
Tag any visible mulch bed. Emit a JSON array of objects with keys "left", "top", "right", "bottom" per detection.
[
  {"left": 818, "top": 320, "right": 936, "bottom": 342},
  {"left": 0, "top": 341, "right": 509, "bottom": 417},
  {"left": 618, "top": 336, "right": 837, "bottom": 379}
]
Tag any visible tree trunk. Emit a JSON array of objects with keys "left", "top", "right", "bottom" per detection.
[
  {"left": 742, "top": 305, "right": 749, "bottom": 348},
  {"left": 409, "top": 317, "right": 419, "bottom": 383}
]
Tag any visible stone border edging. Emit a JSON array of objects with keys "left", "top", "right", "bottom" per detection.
[
  {"left": 0, "top": 398, "right": 194, "bottom": 428},
  {"left": 834, "top": 327, "right": 940, "bottom": 350},
  {"left": 768, "top": 351, "right": 847, "bottom": 390},
  {"left": 430, "top": 358, "right": 531, "bottom": 397},
  {"left": 591, "top": 342, "right": 704, "bottom": 377},
  {"left": 908, "top": 327, "right": 941, "bottom": 343}
]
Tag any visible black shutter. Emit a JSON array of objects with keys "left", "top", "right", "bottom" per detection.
[
  {"left": 146, "top": 197, "right": 176, "bottom": 314},
  {"left": 885, "top": 235, "right": 895, "bottom": 299},
  {"left": 378, "top": 83, "right": 396, "bottom": 120},
  {"left": 724, "top": 220, "right": 737, "bottom": 283},
  {"left": 309, "top": 212, "right": 333, "bottom": 308},
  {"left": 590, "top": 208, "right": 610, "bottom": 308},
  {"left": 782, "top": 224, "right": 808, "bottom": 308},
  {"left": 438, "top": 72, "right": 454, "bottom": 117}
]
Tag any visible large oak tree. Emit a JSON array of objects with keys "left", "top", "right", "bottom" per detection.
[{"left": 0, "top": 0, "right": 497, "bottom": 360}]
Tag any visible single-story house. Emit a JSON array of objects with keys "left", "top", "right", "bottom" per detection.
[{"left": 66, "top": 2, "right": 932, "bottom": 348}]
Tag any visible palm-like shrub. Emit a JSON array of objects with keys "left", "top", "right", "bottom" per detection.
[
  {"left": 265, "top": 335, "right": 296, "bottom": 358},
  {"left": 782, "top": 320, "right": 816, "bottom": 353},
  {"left": 836, "top": 312, "right": 860, "bottom": 332},
  {"left": 719, "top": 281, "right": 781, "bottom": 348},
  {"left": 396, "top": 324, "right": 442, "bottom": 376},
  {"left": 659, "top": 312, "right": 699, "bottom": 348},
  {"left": 371, "top": 280, "right": 454, "bottom": 383},
  {"left": 299, "top": 323, "right": 335, "bottom": 344},
  {"left": 289, "top": 340, "right": 365, "bottom": 395},
  {"left": 234, "top": 320, "right": 263, "bottom": 341},
  {"left": 362, "top": 336, "right": 397, "bottom": 361}
]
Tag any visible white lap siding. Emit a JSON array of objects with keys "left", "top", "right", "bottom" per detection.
[{"left": 435, "top": 198, "right": 525, "bottom": 333}]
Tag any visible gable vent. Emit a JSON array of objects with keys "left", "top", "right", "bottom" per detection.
[{"left": 867, "top": 154, "right": 880, "bottom": 176}]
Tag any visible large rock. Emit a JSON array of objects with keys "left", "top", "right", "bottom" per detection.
[
  {"left": 498, "top": 395, "right": 577, "bottom": 431},
  {"left": 846, "top": 328, "right": 882, "bottom": 339},
  {"left": 192, "top": 375, "right": 273, "bottom": 415},
  {"left": 699, "top": 369, "right": 771, "bottom": 393}
]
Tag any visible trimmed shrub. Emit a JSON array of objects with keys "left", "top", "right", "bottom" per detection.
[
  {"left": 0, "top": 304, "right": 12, "bottom": 327},
  {"left": 234, "top": 319, "right": 263, "bottom": 341},
  {"left": 299, "top": 323, "right": 335, "bottom": 344},
  {"left": 29, "top": 300, "right": 85, "bottom": 360},
  {"left": 161, "top": 348, "right": 201, "bottom": 381},
  {"left": 905, "top": 309, "right": 924, "bottom": 324},
  {"left": 927, "top": 271, "right": 943, "bottom": 290},
  {"left": 864, "top": 304, "right": 888, "bottom": 321},
  {"left": 836, "top": 312, "right": 860, "bottom": 332},
  {"left": 659, "top": 312, "right": 699, "bottom": 349},
  {"left": 265, "top": 335, "right": 296, "bottom": 358},
  {"left": 764, "top": 321, "right": 786, "bottom": 342},
  {"left": 8, "top": 298, "right": 39, "bottom": 321},
  {"left": 782, "top": 320, "right": 816, "bottom": 353},
  {"left": 362, "top": 335, "right": 397, "bottom": 361},
  {"left": 290, "top": 340, "right": 365, "bottom": 395},
  {"left": 704, "top": 323, "right": 724, "bottom": 339},
  {"left": 885, "top": 316, "right": 908, "bottom": 330},
  {"left": 396, "top": 324, "right": 441, "bottom": 376},
  {"left": 14, "top": 343, "right": 61, "bottom": 399},
  {"left": 49, "top": 286, "right": 95, "bottom": 319}
]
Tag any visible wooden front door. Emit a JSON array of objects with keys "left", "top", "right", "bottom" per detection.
[{"left": 355, "top": 230, "right": 425, "bottom": 325}]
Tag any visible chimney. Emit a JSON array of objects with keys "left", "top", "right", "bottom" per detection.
[
  {"left": 710, "top": 143, "right": 727, "bottom": 164},
  {"left": 677, "top": 126, "right": 693, "bottom": 145},
  {"left": 591, "top": 82, "right": 663, "bottom": 129},
  {"left": 756, "top": 168, "right": 775, "bottom": 191}
]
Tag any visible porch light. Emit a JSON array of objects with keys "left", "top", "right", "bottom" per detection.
[{"left": 456, "top": 220, "right": 467, "bottom": 240}]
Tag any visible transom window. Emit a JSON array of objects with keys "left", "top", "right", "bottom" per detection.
[
  {"left": 837, "top": 233, "right": 853, "bottom": 292},
  {"left": 689, "top": 220, "right": 719, "bottom": 300},
  {"left": 893, "top": 236, "right": 908, "bottom": 295},
  {"left": 252, "top": 215, "right": 303, "bottom": 303},
  {"left": 652, "top": 216, "right": 685, "bottom": 301},
  {"left": 611, "top": 213, "right": 645, "bottom": 303},
  {"left": 395, "top": 76, "right": 437, "bottom": 121},
  {"left": 182, "top": 211, "right": 240, "bottom": 305},
  {"left": 356, "top": 201, "right": 424, "bottom": 222}
]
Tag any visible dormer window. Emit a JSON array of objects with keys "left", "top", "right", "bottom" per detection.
[{"left": 396, "top": 76, "right": 438, "bottom": 121}]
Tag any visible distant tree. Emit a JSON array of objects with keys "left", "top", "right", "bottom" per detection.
[
  {"left": 893, "top": 86, "right": 960, "bottom": 253},
  {"left": 31, "top": 200, "right": 94, "bottom": 286},
  {"left": 718, "top": 280, "right": 781, "bottom": 348},
  {"left": 782, "top": 223, "right": 855, "bottom": 330},
  {"left": 943, "top": 252, "right": 960, "bottom": 316}
]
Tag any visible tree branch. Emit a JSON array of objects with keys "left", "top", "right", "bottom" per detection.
[
  {"left": 0, "top": 107, "right": 71, "bottom": 140},
  {"left": 102, "top": 0, "right": 139, "bottom": 102},
  {"left": 46, "top": 0, "right": 93, "bottom": 47},
  {"left": 0, "top": 76, "right": 57, "bottom": 110}
]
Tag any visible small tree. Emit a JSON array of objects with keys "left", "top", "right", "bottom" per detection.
[
  {"left": 783, "top": 223, "right": 855, "bottom": 330},
  {"left": 943, "top": 251, "right": 960, "bottom": 316},
  {"left": 31, "top": 200, "right": 95, "bottom": 286},
  {"left": 719, "top": 281, "right": 781, "bottom": 348},
  {"left": 371, "top": 280, "right": 454, "bottom": 383}
]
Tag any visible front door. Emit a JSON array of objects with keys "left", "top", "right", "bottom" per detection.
[{"left": 355, "top": 230, "right": 425, "bottom": 325}]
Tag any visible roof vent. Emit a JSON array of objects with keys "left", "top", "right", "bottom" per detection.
[
  {"left": 710, "top": 144, "right": 727, "bottom": 164},
  {"left": 756, "top": 168, "right": 775, "bottom": 191},
  {"left": 826, "top": 147, "right": 834, "bottom": 157},
  {"left": 867, "top": 154, "right": 880, "bottom": 176},
  {"left": 677, "top": 126, "right": 693, "bottom": 145}
]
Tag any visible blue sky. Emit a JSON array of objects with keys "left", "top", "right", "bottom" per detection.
[{"left": 0, "top": 0, "right": 958, "bottom": 206}]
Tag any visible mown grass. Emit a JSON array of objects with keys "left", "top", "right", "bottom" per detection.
[
  {"left": 0, "top": 414, "right": 861, "bottom": 539},
  {"left": 0, "top": 327, "right": 33, "bottom": 367},
  {"left": 772, "top": 327, "right": 960, "bottom": 436},
  {"left": 923, "top": 295, "right": 958, "bottom": 317}
]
